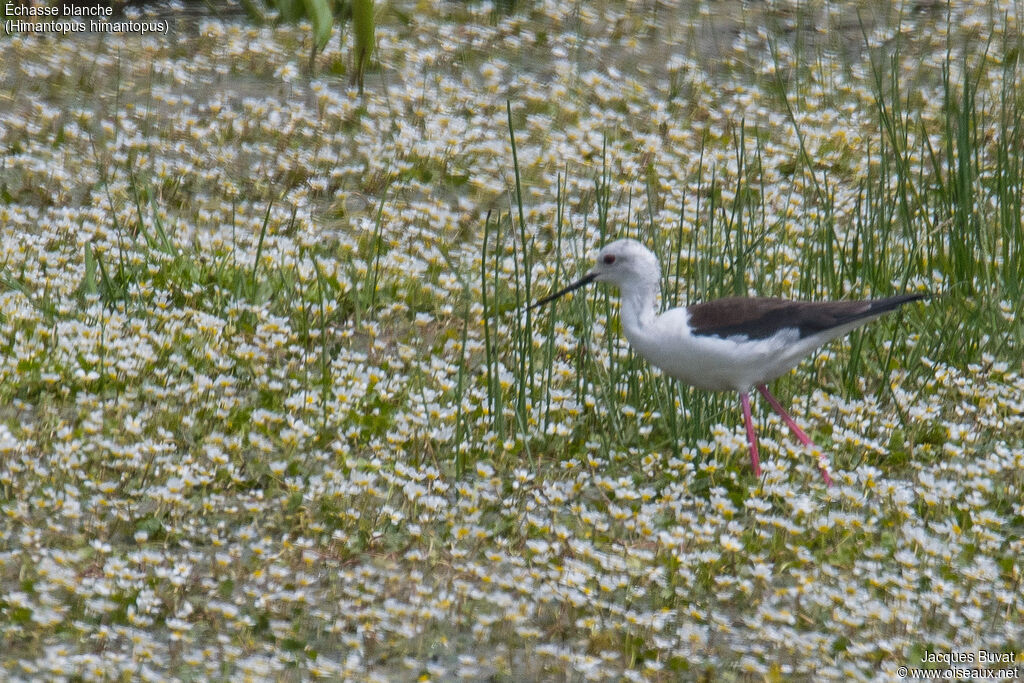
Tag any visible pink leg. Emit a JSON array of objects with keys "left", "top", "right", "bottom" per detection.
[
  {"left": 739, "top": 392, "right": 762, "bottom": 477},
  {"left": 756, "top": 384, "right": 834, "bottom": 487}
]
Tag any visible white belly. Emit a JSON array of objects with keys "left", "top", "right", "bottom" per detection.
[{"left": 624, "top": 312, "right": 869, "bottom": 392}]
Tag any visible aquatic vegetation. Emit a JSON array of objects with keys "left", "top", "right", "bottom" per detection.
[{"left": 0, "top": 0, "right": 1022, "bottom": 679}]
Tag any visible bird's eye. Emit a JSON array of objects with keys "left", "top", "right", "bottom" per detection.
[{"left": 603, "top": 254, "right": 616, "bottom": 265}]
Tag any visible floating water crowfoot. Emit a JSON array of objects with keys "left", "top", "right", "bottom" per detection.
[{"left": 0, "top": 1, "right": 1023, "bottom": 679}]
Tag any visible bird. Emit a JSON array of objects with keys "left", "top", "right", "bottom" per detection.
[{"left": 529, "top": 238, "right": 925, "bottom": 486}]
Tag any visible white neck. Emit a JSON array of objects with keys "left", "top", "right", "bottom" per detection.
[{"left": 617, "top": 276, "right": 659, "bottom": 338}]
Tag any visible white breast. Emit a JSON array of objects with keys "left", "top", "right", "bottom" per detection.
[{"left": 622, "top": 308, "right": 864, "bottom": 392}]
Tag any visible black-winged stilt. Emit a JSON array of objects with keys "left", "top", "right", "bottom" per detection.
[{"left": 530, "top": 239, "right": 925, "bottom": 486}]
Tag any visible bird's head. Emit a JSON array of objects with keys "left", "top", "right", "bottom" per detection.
[
  {"left": 529, "top": 238, "right": 661, "bottom": 310},
  {"left": 588, "top": 239, "right": 660, "bottom": 288}
]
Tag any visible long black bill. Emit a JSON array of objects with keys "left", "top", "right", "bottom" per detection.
[{"left": 528, "top": 271, "right": 598, "bottom": 310}]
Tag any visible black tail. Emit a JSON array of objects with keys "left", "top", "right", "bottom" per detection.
[
  {"left": 865, "top": 293, "right": 929, "bottom": 316},
  {"left": 794, "top": 293, "right": 927, "bottom": 338}
]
